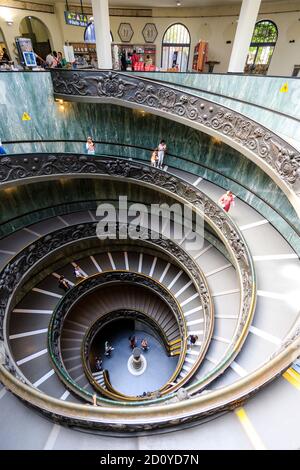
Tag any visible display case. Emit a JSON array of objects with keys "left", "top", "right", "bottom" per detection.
[
  {"left": 192, "top": 41, "right": 208, "bottom": 72},
  {"left": 113, "top": 44, "right": 156, "bottom": 70},
  {"left": 69, "top": 42, "right": 97, "bottom": 67}
]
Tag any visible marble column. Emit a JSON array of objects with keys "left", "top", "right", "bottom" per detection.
[
  {"left": 91, "top": 0, "right": 112, "bottom": 69},
  {"left": 228, "top": 0, "right": 261, "bottom": 73}
]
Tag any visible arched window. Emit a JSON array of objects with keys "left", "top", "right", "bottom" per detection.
[
  {"left": 161, "top": 23, "right": 190, "bottom": 72},
  {"left": 245, "top": 20, "right": 278, "bottom": 74},
  {"left": 84, "top": 23, "right": 113, "bottom": 43},
  {"left": 19, "top": 16, "right": 52, "bottom": 59}
]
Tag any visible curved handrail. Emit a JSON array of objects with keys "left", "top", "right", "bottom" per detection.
[
  {"left": 0, "top": 321, "right": 299, "bottom": 431},
  {"left": 49, "top": 271, "right": 187, "bottom": 402},
  {"left": 0, "top": 146, "right": 298, "bottom": 245},
  {"left": 50, "top": 70, "right": 300, "bottom": 212},
  {"left": 0, "top": 155, "right": 254, "bottom": 399},
  {"left": 81, "top": 308, "right": 179, "bottom": 399},
  {"left": 1, "top": 221, "right": 212, "bottom": 401}
]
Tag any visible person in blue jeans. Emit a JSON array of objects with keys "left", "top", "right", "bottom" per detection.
[{"left": 0, "top": 140, "right": 7, "bottom": 154}]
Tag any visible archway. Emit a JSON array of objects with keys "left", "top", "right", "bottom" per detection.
[
  {"left": 19, "top": 16, "right": 52, "bottom": 59},
  {"left": 161, "top": 23, "right": 190, "bottom": 72},
  {"left": 245, "top": 20, "right": 278, "bottom": 74}
]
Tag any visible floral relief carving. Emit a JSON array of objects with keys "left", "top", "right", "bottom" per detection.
[{"left": 50, "top": 70, "right": 300, "bottom": 188}]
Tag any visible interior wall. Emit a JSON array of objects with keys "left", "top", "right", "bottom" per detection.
[
  {"left": 0, "top": 71, "right": 298, "bottom": 241},
  {"left": 0, "top": 7, "right": 63, "bottom": 61},
  {"left": 0, "top": 2, "right": 299, "bottom": 75},
  {"left": 19, "top": 17, "right": 51, "bottom": 43}
]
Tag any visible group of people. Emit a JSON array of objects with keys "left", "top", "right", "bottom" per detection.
[
  {"left": 151, "top": 140, "right": 167, "bottom": 169},
  {"left": 129, "top": 335, "right": 149, "bottom": 351},
  {"left": 45, "top": 51, "right": 67, "bottom": 69},
  {"left": 120, "top": 49, "right": 153, "bottom": 72}
]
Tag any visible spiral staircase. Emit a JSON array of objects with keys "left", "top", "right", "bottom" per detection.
[{"left": 0, "top": 71, "right": 300, "bottom": 450}]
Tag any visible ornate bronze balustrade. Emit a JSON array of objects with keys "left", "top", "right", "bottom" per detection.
[
  {"left": 0, "top": 155, "right": 255, "bottom": 396},
  {"left": 50, "top": 70, "right": 300, "bottom": 202}
]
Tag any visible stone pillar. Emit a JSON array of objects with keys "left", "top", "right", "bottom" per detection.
[
  {"left": 228, "top": 0, "right": 261, "bottom": 73},
  {"left": 132, "top": 348, "right": 142, "bottom": 370},
  {"left": 91, "top": 0, "right": 112, "bottom": 69}
]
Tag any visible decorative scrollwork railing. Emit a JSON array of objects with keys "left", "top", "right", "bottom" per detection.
[
  {"left": 0, "top": 224, "right": 212, "bottom": 401},
  {"left": 81, "top": 305, "right": 185, "bottom": 399},
  {"left": 49, "top": 271, "right": 187, "bottom": 402},
  {"left": 0, "top": 322, "right": 299, "bottom": 431},
  {"left": 0, "top": 154, "right": 255, "bottom": 396},
  {"left": 50, "top": 70, "right": 300, "bottom": 196}
]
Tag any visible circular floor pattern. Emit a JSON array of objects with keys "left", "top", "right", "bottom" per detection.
[{"left": 97, "top": 326, "right": 178, "bottom": 396}]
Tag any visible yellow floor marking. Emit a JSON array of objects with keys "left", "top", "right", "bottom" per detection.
[
  {"left": 235, "top": 407, "right": 267, "bottom": 450},
  {"left": 283, "top": 368, "right": 300, "bottom": 391}
]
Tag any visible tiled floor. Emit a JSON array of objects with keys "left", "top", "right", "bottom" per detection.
[{"left": 93, "top": 322, "right": 178, "bottom": 396}]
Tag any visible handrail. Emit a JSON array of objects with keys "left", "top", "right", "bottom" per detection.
[
  {"left": 48, "top": 272, "right": 186, "bottom": 402},
  {"left": 0, "top": 147, "right": 298, "bottom": 241},
  {"left": 0, "top": 218, "right": 212, "bottom": 401},
  {"left": 135, "top": 73, "right": 300, "bottom": 125},
  {"left": 50, "top": 70, "right": 300, "bottom": 215},
  {"left": 1, "top": 321, "right": 299, "bottom": 431},
  {"left": 0, "top": 154, "right": 254, "bottom": 400},
  {"left": 82, "top": 309, "right": 173, "bottom": 400}
]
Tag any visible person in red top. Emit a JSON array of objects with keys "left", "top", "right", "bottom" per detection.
[
  {"left": 219, "top": 190, "right": 235, "bottom": 213},
  {"left": 131, "top": 50, "right": 139, "bottom": 70}
]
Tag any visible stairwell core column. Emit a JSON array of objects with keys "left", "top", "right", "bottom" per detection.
[
  {"left": 228, "top": 0, "right": 261, "bottom": 73},
  {"left": 91, "top": 0, "right": 112, "bottom": 69}
]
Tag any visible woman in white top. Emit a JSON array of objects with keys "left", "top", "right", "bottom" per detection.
[
  {"left": 86, "top": 136, "right": 95, "bottom": 155},
  {"left": 157, "top": 140, "right": 167, "bottom": 169}
]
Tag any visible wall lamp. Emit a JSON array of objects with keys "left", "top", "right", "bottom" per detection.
[{"left": 6, "top": 20, "right": 13, "bottom": 26}]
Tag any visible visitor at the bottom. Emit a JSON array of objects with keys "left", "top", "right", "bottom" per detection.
[
  {"left": 105, "top": 341, "right": 114, "bottom": 357},
  {"left": 129, "top": 335, "right": 137, "bottom": 349},
  {"left": 95, "top": 356, "right": 103, "bottom": 371},
  {"left": 141, "top": 338, "right": 149, "bottom": 351}
]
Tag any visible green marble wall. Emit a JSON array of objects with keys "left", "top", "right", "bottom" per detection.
[
  {"left": 139, "top": 72, "right": 300, "bottom": 148},
  {"left": 0, "top": 71, "right": 299, "bottom": 251}
]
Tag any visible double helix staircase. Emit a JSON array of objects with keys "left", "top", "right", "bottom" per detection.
[{"left": 0, "top": 154, "right": 299, "bottom": 449}]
